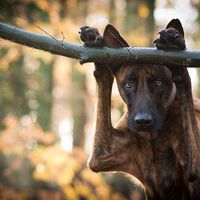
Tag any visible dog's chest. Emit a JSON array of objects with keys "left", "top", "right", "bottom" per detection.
[{"left": 140, "top": 143, "right": 187, "bottom": 199}]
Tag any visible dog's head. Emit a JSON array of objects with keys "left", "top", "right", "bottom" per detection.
[
  {"left": 103, "top": 21, "right": 185, "bottom": 134},
  {"left": 115, "top": 64, "right": 176, "bottom": 133}
]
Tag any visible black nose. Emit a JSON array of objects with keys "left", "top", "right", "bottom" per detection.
[{"left": 134, "top": 113, "right": 153, "bottom": 130}]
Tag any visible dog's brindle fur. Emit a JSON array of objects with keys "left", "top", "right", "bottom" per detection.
[{"left": 80, "top": 19, "right": 200, "bottom": 200}]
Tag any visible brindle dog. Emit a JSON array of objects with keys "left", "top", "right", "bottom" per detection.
[{"left": 80, "top": 19, "right": 200, "bottom": 200}]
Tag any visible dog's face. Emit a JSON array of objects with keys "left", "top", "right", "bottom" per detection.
[{"left": 115, "top": 65, "right": 176, "bottom": 133}]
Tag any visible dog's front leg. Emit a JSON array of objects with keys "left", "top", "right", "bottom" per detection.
[
  {"left": 79, "top": 25, "right": 141, "bottom": 178},
  {"left": 88, "top": 63, "right": 115, "bottom": 172},
  {"left": 154, "top": 18, "right": 200, "bottom": 181}
]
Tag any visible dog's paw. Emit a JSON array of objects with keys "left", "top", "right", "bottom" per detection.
[
  {"left": 153, "top": 28, "right": 186, "bottom": 50},
  {"left": 79, "top": 26, "right": 104, "bottom": 47}
]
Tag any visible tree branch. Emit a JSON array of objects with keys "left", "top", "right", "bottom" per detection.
[{"left": 0, "top": 22, "right": 200, "bottom": 67}]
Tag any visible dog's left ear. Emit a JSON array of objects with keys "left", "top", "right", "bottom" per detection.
[
  {"left": 103, "top": 24, "right": 129, "bottom": 48},
  {"left": 166, "top": 18, "right": 184, "bottom": 38}
]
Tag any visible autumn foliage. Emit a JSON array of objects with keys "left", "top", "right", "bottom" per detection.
[{"left": 0, "top": 116, "right": 131, "bottom": 200}]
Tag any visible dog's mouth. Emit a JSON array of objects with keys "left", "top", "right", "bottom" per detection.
[
  {"left": 128, "top": 121, "right": 162, "bottom": 140},
  {"left": 128, "top": 124, "right": 154, "bottom": 134}
]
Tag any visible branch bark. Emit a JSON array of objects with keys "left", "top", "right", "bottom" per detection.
[{"left": 0, "top": 22, "right": 200, "bottom": 67}]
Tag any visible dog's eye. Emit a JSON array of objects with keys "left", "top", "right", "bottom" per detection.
[
  {"left": 124, "top": 82, "right": 133, "bottom": 88},
  {"left": 155, "top": 80, "right": 162, "bottom": 87}
]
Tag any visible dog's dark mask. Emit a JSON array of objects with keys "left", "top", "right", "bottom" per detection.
[{"left": 115, "top": 65, "right": 176, "bottom": 133}]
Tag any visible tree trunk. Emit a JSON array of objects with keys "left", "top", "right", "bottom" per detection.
[{"left": 70, "top": 61, "right": 87, "bottom": 148}]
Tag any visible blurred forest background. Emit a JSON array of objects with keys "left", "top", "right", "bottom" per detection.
[{"left": 0, "top": 0, "right": 200, "bottom": 199}]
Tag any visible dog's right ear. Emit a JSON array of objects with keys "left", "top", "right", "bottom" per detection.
[
  {"left": 103, "top": 24, "right": 129, "bottom": 48},
  {"left": 103, "top": 25, "right": 129, "bottom": 75}
]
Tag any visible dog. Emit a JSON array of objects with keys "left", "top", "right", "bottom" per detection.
[{"left": 80, "top": 19, "right": 200, "bottom": 200}]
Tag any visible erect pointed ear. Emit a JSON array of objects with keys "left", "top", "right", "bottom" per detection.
[
  {"left": 103, "top": 24, "right": 129, "bottom": 48},
  {"left": 166, "top": 18, "right": 184, "bottom": 38}
]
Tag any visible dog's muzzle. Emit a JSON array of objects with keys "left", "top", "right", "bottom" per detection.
[{"left": 133, "top": 112, "right": 153, "bottom": 131}]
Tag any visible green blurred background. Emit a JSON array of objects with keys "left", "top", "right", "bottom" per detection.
[{"left": 0, "top": 0, "right": 200, "bottom": 199}]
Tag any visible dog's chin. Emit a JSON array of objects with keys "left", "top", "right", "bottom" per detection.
[
  {"left": 128, "top": 124, "right": 154, "bottom": 133},
  {"left": 138, "top": 131, "right": 158, "bottom": 140},
  {"left": 128, "top": 126, "right": 158, "bottom": 140}
]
